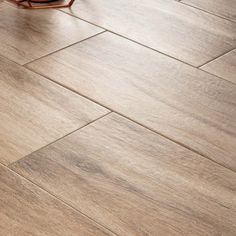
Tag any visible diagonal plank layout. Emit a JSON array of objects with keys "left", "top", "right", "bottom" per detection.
[
  {"left": 0, "top": 56, "right": 108, "bottom": 165},
  {"left": 201, "top": 49, "right": 236, "bottom": 84},
  {"left": 11, "top": 113, "right": 236, "bottom": 236},
  {"left": 62, "top": 0, "right": 236, "bottom": 66},
  {"left": 0, "top": 163, "right": 113, "bottom": 236},
  {"left": 0, "top": 0, "right": 236, "bottom": 234},
  {"left": 0, "top": 2, "right": 103, "bottom": 65},
  {"left": 27, "top": 32, "right": 236, "bottom": 171}
]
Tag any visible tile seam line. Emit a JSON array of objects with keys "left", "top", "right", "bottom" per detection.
[
  {"left": 1, "top": 163, "right": 118, "bottom": 236},
  {"left": 0, "top": 12, "right": 233, "bottom": 172},
  {"left": 22, "top": 30, "right": 106, "bottom": 66},
  {"left": 22, "top": 67, "right": 236, "bottom": 175},
  {"left": 0, "top": 33, "right": 233, "bottom": 87},
  {"left": 58, "top": 9, "right": 235, "bottom": 69},
  {"left": 178, "top": 1, "right": 236, "bottom": 23},
  {"left": 199, "top": 47, "right": 236, "bottom": 68},
  {"left": 57, "top": 9, "right": 195, "bottom": 68},
  {"left": 8, "top": 111, "right": 112, "bottom": 167},
  {"left": 0, "top": 39, "right": 235, "bottom": 171},
  {"left": 15, "top": 30, "right": 236, "bottom": 86},
  {"left": 198, "top": 69, "right": 236, "bottom": 86},
  {"left": 197, "top": 47, "right": 236, "bottom": 68}
]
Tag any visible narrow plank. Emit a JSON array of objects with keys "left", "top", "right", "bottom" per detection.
[
  {"left": 27, "top": 32, "right": 236, "bottom": 171},
  {"left": 181, "top": 0, "right": 236, "bottom": 22},
  {"left": 0, "top": 56, "right": 108, "bottom": 165},
  {"left": 0, "top": 2, "right": 102, "bottom": 64},
  {"left": 0, "top": 164, "right": 112, "bottom": 235},
  {"left": 62, "top": 0, "right": 236, "bottom": 66},
  {"left": 201, "top": 49, "right": 236, "bottom": 84},
  {"left": 11, "top": 113, "right": 236, "bottom": 235}
]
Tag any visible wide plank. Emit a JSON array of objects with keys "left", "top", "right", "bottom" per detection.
[
  {"left": 27, "top": 32, "right": 236, "bottom": 171},
  {"left": 0, "top": 164, "right": 112, "bottom": 236},
  {"left": 201, "top": 49, "right": 236, "bottom": 84},
  {"left": 0, "top": 56, "right": 108, "bottom": 165},
  {"left": 181, "top": 0, "right": 236, "bottom": 22},
  {"left": 0, "top": 2, "right": 102, "bottom": 64},
  {"left": 62, "top": 0, "right": 236, "bottom": 66},
  {"left": 11, "top": 113, "right": 236, "bottom": 235}
]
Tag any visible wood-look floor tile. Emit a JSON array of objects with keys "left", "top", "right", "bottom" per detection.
[
  {"left": 62, "top": 0, "right": 236, "bottom": 66},
  {"left": 0, "top": 164, "right": 112, "bottom": 236},
  {"left": 0, "top": 56, "right": 108, "bottom": 165},
  {"left": 27, "top": 32, "right": 236, "bottom": 171},
  {"left": 10, "top": 113, "right": 236, "bottom": 236},
  {"left": 0, "top": 2, "right": 102, "bottom": 65},
  {"left": 181, "top": 0, "right": 236, "bottom": 22},
  {"left": 201, "top": 49, "right": 236, "bottom": 84}
]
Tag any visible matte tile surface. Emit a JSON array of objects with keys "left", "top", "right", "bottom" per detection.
[
  {"left": 63, "top": 0, "right": 236, "bottom": 66},
  {"left": 11, "top": 113, "right": 236, "bottom": 236},
  {"left": 0, "top": 56, "right": 108, "bottom": 165},
  {"left": 182, "top": 0, "right": 236, "bottom": 22},
  {"left": 0, "top": 164, "right": 112, "bottom": 236},
  {"left": 27, "top": 32, "right": 236, "bottom": 171},
  {"left": 201, "top": 49, "right": 236, "bottom": 84}
]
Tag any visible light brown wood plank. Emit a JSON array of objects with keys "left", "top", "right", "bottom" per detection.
[
  {"left": 181, "top": 0, "right": 236, "bottom": 22},
  {"left": 201, "top": 49, "right": 236, "bottom": 84},
  {"left": 62, "top": 0, "right": 236, "bottom": 66},
  {"left": 0, "top": 2, "right": 103, "bottom": 64},
  {"left": 10, "top": 113, "right": 236, "bottom": 235},
  {"left": 27, "top": 32, "right": 236, "bottom": 171},
  {"left": 0, "top": 164, "right": 112, "bottom": 236},
  {"left": 0, "top": 56, "right": 108, "bottom": 165}
]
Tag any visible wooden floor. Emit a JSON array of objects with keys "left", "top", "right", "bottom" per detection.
[{"left": 0, "top": 0, "right": 236, "bottom": 235}]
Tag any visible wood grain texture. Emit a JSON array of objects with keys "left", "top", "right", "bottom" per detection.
[
  {"left": 181, "top": 0, "right": 236, "bottom": 22},
  {"left": 0, "top": 164, "right": 112, "bottom": 236},
  {"left": 11, "top": 113, "right": 236, "bottom": 236},
  {"left": 62, "top": 0, "right": 236, "bottom": 66},
  {"left": 0, "top": 56, "right": 108, "bottom": 165},
  {"left": 0, "top": 2, "right": 102, "bottom": 65},
  {"left": 201, "top": 49, "right": 236, "bottom": 84},
  {"left": 27, "top": 32, "right": 236, "bottom": 171}
]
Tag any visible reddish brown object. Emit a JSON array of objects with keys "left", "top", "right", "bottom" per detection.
[{"left": 10, "top": 0, "right": 75, "bottom": 9}]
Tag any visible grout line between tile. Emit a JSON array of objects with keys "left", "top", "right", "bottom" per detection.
[
  {"left": 178, "top": 1, "right": 236, "bottom": 23},
  {"left": 23, "top": 66, "right": 236, "bottom": 175},
  {"left": 0, "top": 160, "right": 118, "bottom": 236},
  {"left": 58, "top": 9, "right": 236, "bottom": 69},
  {"left": 0, "top": 7, "right": 234, "bottom": 174},
  {"left": 0, "top": 26, "right": 234, "bottom": 174},
  {"left": 197, "top": 47, "right": 236, "bottom": 68},
  {"left": 58, "top": 9, "right": 197, "bottom": 68},
  {"left": 9, "top": 111, "right": 112, "bottom": 167},
  {"left": 198, "top": 68, "right": 236, "bottom": 86},
  {"left": 23, "top": 30, "right": 106, "bottom": 66}
]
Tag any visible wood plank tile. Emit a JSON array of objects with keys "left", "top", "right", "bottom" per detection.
[
  {"left": 62, "top": 0, "right": 236, "bottom": 66},
  {"left": 10, "top": 113, "right": 236, "bottom": 236},
  {"left": 0, "top": 3, "right": 102, "bottom": 65},
  {"left": 181, "top": 0, "right": 236, "bottom": 22},
  {"left": 27, "top": 32, "right": 236, "bottom": 171},
  {"left": 0, "top": 56, "right": 108, "bottom": 165},
  {"left": 201, "top": 49, "right": 236, "bottom": 84},
  {"left": 0, "top": 164, "right": 112, "bottom": 235}
]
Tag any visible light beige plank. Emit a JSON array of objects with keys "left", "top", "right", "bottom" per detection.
[
  {"left": 201, "top": 49, "right": 236, "bottom": 84},
  {"left": 11, "top": 113, "right": 236, "bottom": 236},
  {"left": 182, "top": 0, "right": 236, "bottom": 22},
  {"left": 0, "top": 56, "right": 108, "bottom": 165},
  {"left": 27, "top": 32, "right": 236, "bottom": 171},
  {"left": 62, "top": 0, "right": 236, "bottom": 66},
  {"left": 0, "top": 164, "right": 112, "bottom": 236},
  {"left": 0, "top": 2, "right": 102, "bottom": 64}
]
